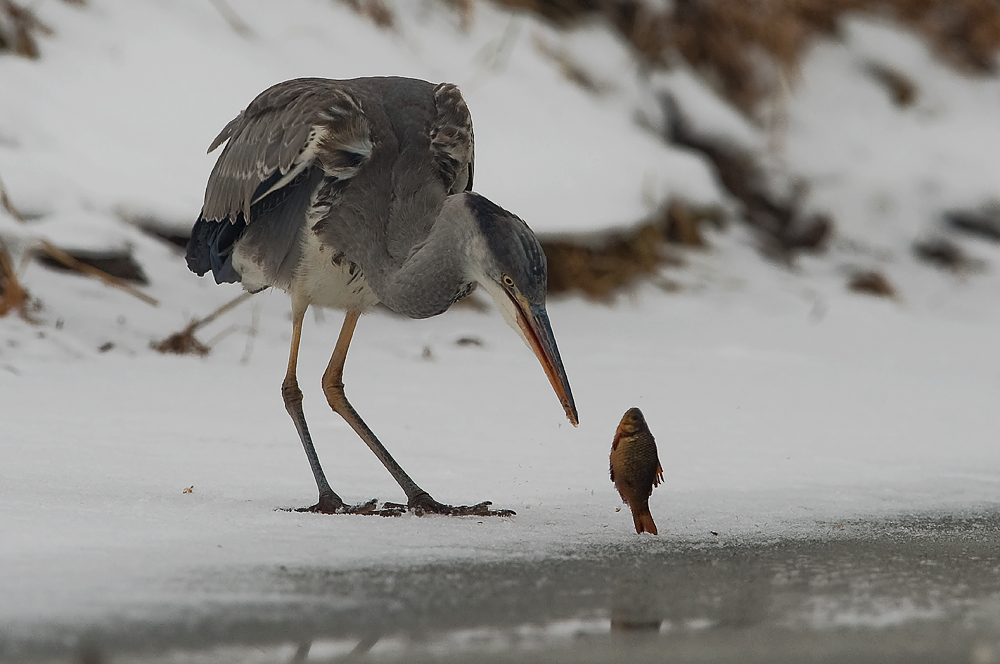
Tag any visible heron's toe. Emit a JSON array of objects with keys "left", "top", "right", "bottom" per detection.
[
  {"left": 340, "top": 498, "right": 380, "bottom": 515},
  {"left": 406, "top": 494, "right": 515, "bottom": 517}
]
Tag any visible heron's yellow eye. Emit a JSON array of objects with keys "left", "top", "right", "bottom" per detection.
[{"left": 502, "top": 275, "right": 515, "bottom": 289}]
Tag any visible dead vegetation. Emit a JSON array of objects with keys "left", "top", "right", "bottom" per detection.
[
  {"left": 151, "top": 292, "right": 253, "bottom": 356},
  {"left": 533, "top": 34, "right": 611, "bottom": 93},
  {"left": 32, "top": 240, "right": 157, "bottom": 305},
  {"left": 544, "top": 225, "right": 667, "bottom": 299},
  {"left": 848, "top": 269, "right": 897, "bottom": 298},
  {"left": 0, "top": 175, "right": 32, "bottom": 318},
  {"left": 542, "top": 201, "right": 721, "bottom": 298},
  {"left": 0, "top": 0, "right": 51, "bottom": 58},
  {"left": 0, "top": 237, "right": 30, "bottom": 318},
  {"left": 493, "top": 0, "right": 1000, "bottom": 112},
  {"left": 0, "top": 173, "right": 158, "bottom": 318},
  {"left": 337, "top": 0, "right": 396, "bottom": 30},
  {"left": 865, "top": 61, "right": 920, "bottom": 107},
  {"left": 207, "top": 0, "right": 256, "bottom": 39},
  {"left": 0, "top": 0, "right": 82, "bottom": 59},
  {"left": 661, "top": 91, "right": 831, "bottom": 261},
  {"left": 912, "top": 237, "right": 986, "bottom": 273},
  {"left": 944, "top": 203, "right": 1000, "bottom": 242},
  {"left": 34, "top": 245, "right": 148, "bottom": 285},
  {"left": 500, "top": 0, "right": 1000, "bottom": 295},
  {"left": 338, "top": 0, "right": 475, "bottom": 31}
]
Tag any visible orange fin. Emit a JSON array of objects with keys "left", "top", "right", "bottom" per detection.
[{"left": 631, "top": 505, "right": 658, "bottom": 535}]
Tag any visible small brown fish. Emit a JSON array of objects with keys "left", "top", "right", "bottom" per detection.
[{"left": 610, "top": 407, "right": 663, "bottom": 535}]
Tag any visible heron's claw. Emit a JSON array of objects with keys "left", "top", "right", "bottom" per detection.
[
  {"left": 389, "top": 494, "right": 516, "bottom": 517},
  {"left": 285, "top": 494, "right": 514, "bottom": 517},
  {"left": 337, "top": 498, "right": 380, "bottom": 515},
  {"left": 292, "top": 496, "right": 393, "bottom": 515}
]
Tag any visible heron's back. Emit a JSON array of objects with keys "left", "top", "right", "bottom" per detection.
[{"left": 186, "top": 76, "right": 473, "bottom": 310}]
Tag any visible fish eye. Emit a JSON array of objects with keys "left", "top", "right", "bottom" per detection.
[{"left": 502, "top": 274, "right": 515, "bottom": 289}]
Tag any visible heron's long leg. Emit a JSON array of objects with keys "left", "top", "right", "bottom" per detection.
[
  {"left": 321, "top": 311, "right": 514, "bottom": 517},
  {"left": 321, "top": 310, "right": 431, "bottom": 504},
  {"left": 282, "top": 303, "right": 345, "bottom": 513}
]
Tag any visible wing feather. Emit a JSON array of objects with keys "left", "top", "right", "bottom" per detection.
[
  {"left": 430, "top": 83, "right": 475, "bottom": 194},
  {"left": 201, "top": 78, "right": 373, "bottom": 223},
  {"left": 194, "top": 77, "right": 477, "bottom": 296}
]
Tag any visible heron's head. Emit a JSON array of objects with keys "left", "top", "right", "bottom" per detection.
[{"left": 459, "top": 193, "right": 578, "bottom": 426}]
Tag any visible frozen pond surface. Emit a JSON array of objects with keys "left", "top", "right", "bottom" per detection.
[{"left": 6, "top": 510, "right": 1000, "bottom": 664}]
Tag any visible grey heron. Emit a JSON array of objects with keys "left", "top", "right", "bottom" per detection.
[{"left": 186, "top": 77, "right": 578, "bottom": 515}]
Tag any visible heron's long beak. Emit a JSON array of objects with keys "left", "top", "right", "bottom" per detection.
[{"left": 512, "top": 298, "right": 579, "bottom": 426}]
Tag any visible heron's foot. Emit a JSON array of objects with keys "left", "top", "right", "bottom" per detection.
[
  {"left": 288, "top": 496, "right": 407, "bottom": 517},
  {"left": 285, "top": 493, "right": 513, "bottom": 517},
  {"left": 382, "top": 493, "right": 516, "bottom": 517},
  {"left": 292, "top": 492, "right": 347, "bottom": 514},
  {"left": 292, "top": 493, "right": 381, "bottom": 515}
]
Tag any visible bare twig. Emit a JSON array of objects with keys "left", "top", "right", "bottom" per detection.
[
  {"left": 337, "top": 0, "right": 395, "bottom": 30},
  {"left": 0, "top": 0, "right": 53, "bottom": 59},
  {"left": 188, "top": 291, "right": 253, "bottom": 333},
  {"left": 204, "top": 324, "right": 238, "bottom": 348},
  {"left": 37, "top": 240, "right": 159, "bottom": 306},
  {"left": 0, "top": 175, "right": 31, "bottom": 318},
  {"left": 207, "top": 0, "right": 255, "bottom": 38},
  {"left": 0, "top": 173, "right": 25, "bottom": 223},
  {"left": 3, "top": 173, "right": 158, "bottom": 308},
  {"left": 0, "top": 236, "right": 30, "bottom": 318},
  {"left": 151, "top": 291, "right": 253, "bottom": 356}
]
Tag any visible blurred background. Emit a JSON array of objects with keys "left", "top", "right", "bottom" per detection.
[{"left": 2, "top": 0, "right": 1000, "bottom": 326}]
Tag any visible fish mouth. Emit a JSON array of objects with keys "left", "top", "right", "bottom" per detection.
[{"left": 510, "top": 296, "right": 578, "bottom": 426}]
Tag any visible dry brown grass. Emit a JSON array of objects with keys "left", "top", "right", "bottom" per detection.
[
  {"left": 0, "top": 0, "right": 85, "bottom": 59},
  {"left": 542, "top": 201, "right": 720, "bottom": 299},
  {"left": 0, "top": 0, "right": 52, "bottom": 59},
  {"left": 492, "top": 0, "right": 998, "bottom": 297},
  {"left": 493, "top": 0, "right": 1000, "bottom": 111},
  {"left": 670, "top": 0, "right": 1000, "bottom": 110},
  {"left": 337, "top": 0, "right": 396, "bottom": 30},
  {"left": 440, "top": 0, "right": 476, "bottom": 30},
  {"left": 0, "top": 174, "right": 31, "bottom": 319},
  {"left": 543, "top": 224, "right": 666, "bottom": 299},
  {"left": 151, "top": 292, "right": 252, "bottom": 356},
  {"left": 149, "top": 326, "right": 211, "bottom": 356},
  {"left": 865, "top": 62, "right": 920, "bottom": 107},
  {"left": 848, "top": 269, "right": 897, "bottom": 297},
  {"left": 0, "top": 238, "right": 30, "bottom": 318}
]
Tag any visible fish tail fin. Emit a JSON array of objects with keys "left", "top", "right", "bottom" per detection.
[{"left": 631, "top": 503, "right": 658, "bottom": 535}]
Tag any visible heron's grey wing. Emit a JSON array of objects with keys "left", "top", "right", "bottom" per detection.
[
  {"left": 189, "top": 78, "right": 374, "bottom": 287},
  {"left": 430, "top": 83, "right": 475, "bottom": 194},
  {"left": 201, "top": 78, "right": 374, "bottom": 223}
]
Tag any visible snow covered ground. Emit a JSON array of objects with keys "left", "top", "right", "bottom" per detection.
[{"left": 1, "top": 0, "right": 1000, "bottom": 652}]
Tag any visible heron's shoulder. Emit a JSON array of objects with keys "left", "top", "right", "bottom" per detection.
[
  {"left": 429, "top": 82, "right": 475, "bottom": 194},
  {"left": 208, "top": 78, "right": 366, "bottom": 153},
  {"left": 203, "top": 79, "right": 380, "bottom": 222}
]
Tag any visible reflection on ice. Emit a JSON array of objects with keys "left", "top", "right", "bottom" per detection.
[{"left": 8, "top": 512, "right": 1000, "bottom": 664}]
